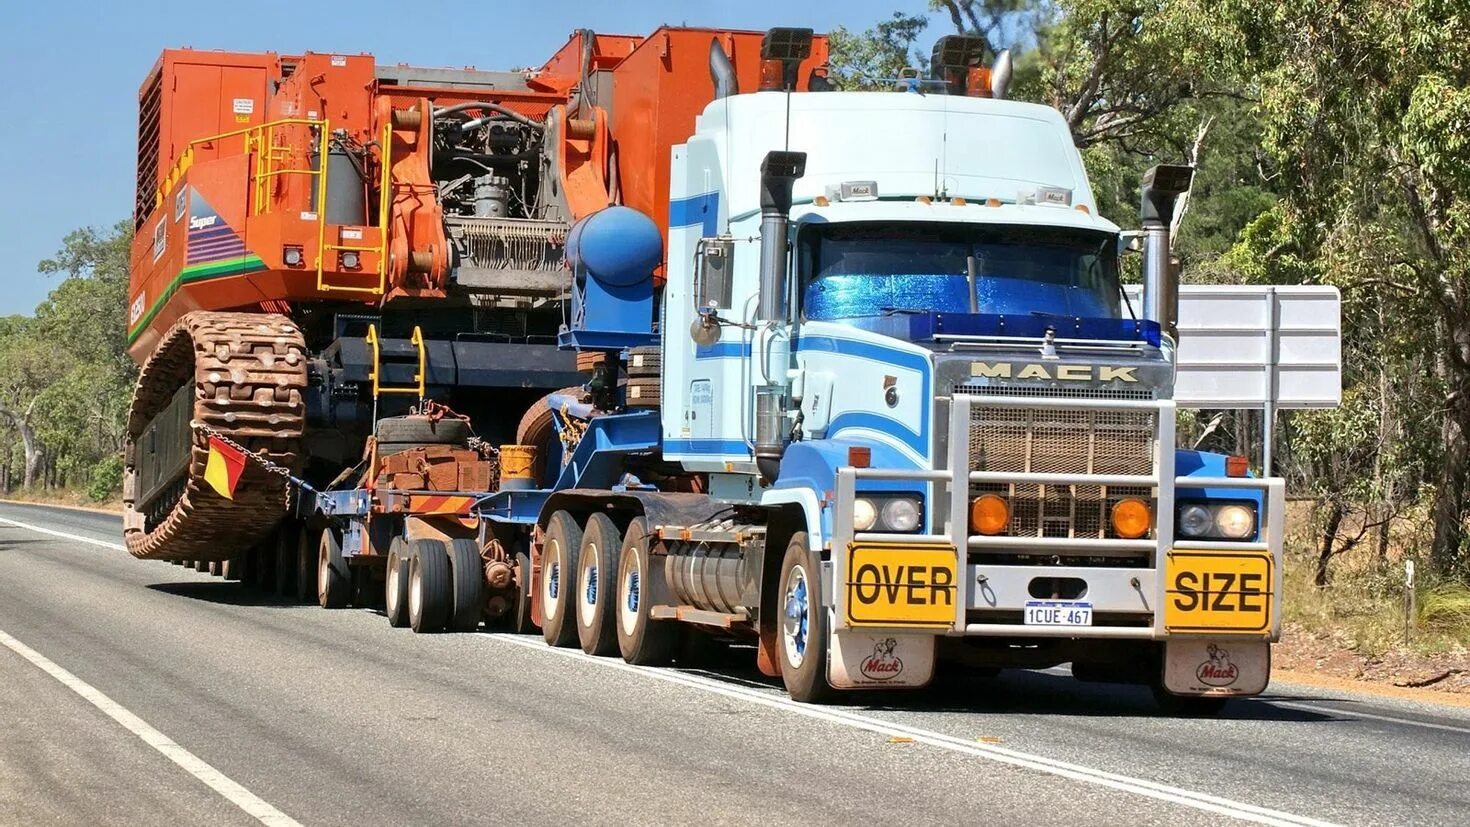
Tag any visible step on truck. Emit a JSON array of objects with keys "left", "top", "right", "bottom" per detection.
[{"left": 124, "top": 27, "right": 1340, "bottom": 708}]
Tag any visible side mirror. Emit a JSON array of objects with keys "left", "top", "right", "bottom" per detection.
[
  {"left": 693, "top": 236, "right": 734, "bottom": 311},
  {"left": 1118, "top": 230, "right": 1145, "bottom": 256}
]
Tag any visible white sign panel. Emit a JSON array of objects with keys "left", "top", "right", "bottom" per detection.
[{"left": 1125, "top": 284, "right": 1342, "bottom": 409}]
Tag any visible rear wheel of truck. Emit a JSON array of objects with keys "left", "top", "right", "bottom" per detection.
[
  {"left": 208, "top": 560, "right": 222, "bottom": 576},
  {"left": 540, "top": 510, "right": 582, "bottom": 647},
  {"left": 385, "top": 537, "right": 411, "bottom": 628},
  {"left": 511, "top": 549, "right": 536, "bottom": 634},
  {"left": 576, "top": 513, "right": 621, "bottom": 656},
  {"left": 221, "top": 556, "right": 242, "bottom": 581},
  {"left": 408, "top": 538, "right": 451, "bottom": 633},
  {"left": 294, "top": 525, "right": 319, "bottom": 603},
  {"left": 616, "top": 517, "right": 676, "bottom": 666},
  {"left": 318, "top": 529, "right": 351, "bottom": 609},
  {"left": 446, "top": 538, "right": 485, "bottom": 632},
  {"left": 779, "top": 533, "right": 834, "bottom": 704}
]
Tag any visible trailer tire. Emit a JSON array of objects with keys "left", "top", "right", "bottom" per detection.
[
  {"left": 540, "top": 510, "right": 582, "bottom": 647},
  {"left": 408, "top": 538, "right": 451, "bottom": 633},
  {"left": 294, "top": 525, "right": 319, "bottom": 603},
  {"left": 221, "top": 556, "right": 242, "bottom": 581},
  {"left": 516, "top": 387, "right": 585, "bottom": 487},
  {"left": 374, "top": 416, "right": 471, "bottom": 447},
  {"left": 615, "top": 517, "right": 675, "bottom": 665},
  {"left": 779, "top": 532, "right": 834, "bottom": 704},
  {"left": 511, "top": 549, "right": 536, "bottom": 634},
  {"left": 626, "top": 347, "right": 661, "bottom": 377},
  {"left": 625, "top": 377, "right": 660, "bottom": 408},
  {"left": 208, "top": 560, "right": 222, "bottom": 576},
  {"left": 318, "top": 529, "right": 351, "bottom": 609},
  {"left": 575, "top": 513, "right": 622, "bottom": 656},
  {"left": 446, "top": 538, "right": 485, "bottom": 632},
  {"left": 385, "top": 537, "right": 411, "bottom": 628}
]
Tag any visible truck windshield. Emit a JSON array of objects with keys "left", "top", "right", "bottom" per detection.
[{"left": 798, "top": 222, "right": 1122, "bottom": 322}]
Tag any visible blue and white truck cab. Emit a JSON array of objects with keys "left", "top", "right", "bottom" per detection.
[{"left": 616, "top": 34, "right": 1312, "bottom": 706}]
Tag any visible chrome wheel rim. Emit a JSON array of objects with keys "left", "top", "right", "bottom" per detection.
[{"left": 782, "top": 564, "right": 810, "bottom": 669}]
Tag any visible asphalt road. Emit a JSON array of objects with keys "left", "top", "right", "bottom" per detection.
[{"left": 2, "top": 501, "right": 1468, "bottom": 826}]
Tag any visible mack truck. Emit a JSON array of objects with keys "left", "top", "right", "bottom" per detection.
[{"left": 125, "top": 26, "right": 1338, "bottom": 708}]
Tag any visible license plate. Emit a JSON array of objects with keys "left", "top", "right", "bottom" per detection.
[
  {"left": 1024, "top": 600, "right": 1093, "bottom": 626},
  {"left": 1163, "top": 550, "right": 1274, "bottom": 634},
  {"left": 843, "top": 543, "right": 958, "bottom": 629}
]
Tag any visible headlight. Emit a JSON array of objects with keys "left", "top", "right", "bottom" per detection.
[
  {"left": 853, "top": 498, "right": 878, "bottom": 531},
  {"left": 1214, "top": 504, "right": 1255, "bottom": 539},
  {"left": 881, "top": 498, "right": 921, "bottom": 532},
  {"left": 1178, "top": 504, "right": 1213, "bottom": 538}
]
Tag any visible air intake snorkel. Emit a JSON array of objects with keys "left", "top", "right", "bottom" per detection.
[
  {"left": 753, "top": 150, "right": 806, "bottom": 482},
  {"left": 1138, "top": 164, "right": 1194, "bottom": 343}
]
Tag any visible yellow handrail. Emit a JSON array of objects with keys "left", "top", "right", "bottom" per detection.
[{"left": 365, "top": 324, "right": 425, "bottom": 399}]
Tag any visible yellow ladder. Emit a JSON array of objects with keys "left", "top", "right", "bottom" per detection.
[
  {"left": 316, "top": 122, "right": 391, "bottom": 295},
  {"left": 365, "top": 324, "right": 426, "bottom": 399}
]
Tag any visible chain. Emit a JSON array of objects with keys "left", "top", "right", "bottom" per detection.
[{"left": 196, "top": 422, "right": 294, "bottom": 479}]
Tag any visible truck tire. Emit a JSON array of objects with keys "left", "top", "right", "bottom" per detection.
[
  {"left": 511, "top": 549, "right": 536, "bottom": 634},
  {"left": 576, "top": 513, "right": 622, "bottom": 656},
  {"left": 385, "top": 537, "right": 411, "bottom": 628},
  {"left": 446, "top": 538, "right": 486, "bottom": 632},
  {"left": 408, "top": 538, "right": 451, "bottom": 633},
  {"left": 208, "top": 560, "right": 222, "bottom": 576},
  {"left": 779, "top": 532, "right": 833, "bottom": 704},
  {"left": 318, "top": 529, "right": 351, "bottom": 609},
  {"left": 615, "top": 517, "right": 675, "bottom": 665},
  {"left": 1151, "top": 685, "right": 1227, "bottom": 717},
  {"left": 515, "top": 387, "right": 585, "bottom": 487},
  {"left": 539, "top": 510, "right": 582, "bottom": 647},
  {"left": 274, "top": 522, "right": 298, "bottom": 597},
  {"left": 625, "top": 377, "right": 660, "bottom": 408},
  {"left": 294, "top": 525, "right": 319, "bottom": 603},
  {"left": 374, "top": 416, "right": 471, "bottom": 446},
  {"left": 626, "top": 347, "right": 661, "bottom": 377},
  {"left": 221, "top": 556, "right": 242, "bottom": 581}
]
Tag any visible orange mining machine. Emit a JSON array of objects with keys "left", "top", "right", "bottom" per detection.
[{"left": 122, "top": 29, "right": 830, "bottom": 560}]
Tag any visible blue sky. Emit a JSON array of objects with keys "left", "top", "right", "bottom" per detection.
[{"left": 0, "top": 0, "right": 942, "bottom": 317}]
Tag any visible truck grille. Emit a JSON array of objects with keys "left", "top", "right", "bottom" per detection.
[{"left": 968, "top": 404, "right": 1156, "bottom": 542}]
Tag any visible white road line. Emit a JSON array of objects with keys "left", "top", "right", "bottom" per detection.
[
  {"left": 0, "top": 516, "right": 125, "bottom": 551},
  {"left": 0, "top": 628, "right": 301, "bottom": 827},
  {"left": 1271, "top": 701, "right": 1470, "bottom": 736},
  {"left": 485, "top": 634, "right": 1338, "bottom": 827}
]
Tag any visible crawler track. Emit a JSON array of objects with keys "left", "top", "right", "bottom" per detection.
[{"left": 122, "top": 312, "right": 307, "bottom": 560}]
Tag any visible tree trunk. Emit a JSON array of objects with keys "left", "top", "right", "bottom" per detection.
[
  {"left": 18, "top": 422, "right": 42, "bottom": 489},
  {"left": 1432, "top": 347, "right": 1470, "bottom": 572},
  {"left": 1317, "top": 502, "right": 1344, "bottom": 587}
]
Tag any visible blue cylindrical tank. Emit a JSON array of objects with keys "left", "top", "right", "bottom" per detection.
[{"left": 566, "top": 206, "right": 662, "bottom": 287}]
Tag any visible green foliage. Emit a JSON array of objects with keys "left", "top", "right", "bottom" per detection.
[{"left": 88, "top": 455, "right": 123, "bottom": 502}]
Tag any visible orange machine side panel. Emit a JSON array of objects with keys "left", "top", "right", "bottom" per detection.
[
  {"left": 537, "top": 32, "right": 641, "bottom": 94},
  {"left": 609, "top": 28, "right": 829, "bottom": 271}
]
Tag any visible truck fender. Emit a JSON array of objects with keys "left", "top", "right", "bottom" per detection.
[{"left": 759, "top": 488, "right": 824, "bottom": 552}]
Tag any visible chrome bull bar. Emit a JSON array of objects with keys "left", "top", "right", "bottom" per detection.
[{"left": 828, "top": 393, "right": 1287, "bottom": 640}]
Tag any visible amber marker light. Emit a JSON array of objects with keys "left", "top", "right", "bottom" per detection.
[
  {"left": 970, "top": 494, "right": 1010, "bottom": 535},
  {"left": 1111, "top": 498, "right": 1151, "bottom": 539}
]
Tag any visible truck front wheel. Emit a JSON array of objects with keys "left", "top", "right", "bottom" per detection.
[{"left": 779, "top": 533, "right": 833, "bottom": 704}]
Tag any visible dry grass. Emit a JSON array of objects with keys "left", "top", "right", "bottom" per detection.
[{"left": 0, "top": 488, "right": 122, "bottom": 513}]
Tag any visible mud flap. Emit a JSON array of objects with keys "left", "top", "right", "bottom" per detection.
[
  {"left": 827, "top": 630, "right": 936, "bottom": 689},
  {"left": 1163, "top": 639, "right": 1270, "bottom": 696}
]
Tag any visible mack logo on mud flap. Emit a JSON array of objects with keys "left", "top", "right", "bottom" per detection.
[
  {"left": 858, "top": 638, "right": 904, "bottom": 681},
  {"left": 971, "top": 362, "right": 1139, "bottom": 382},
  {"left": 1195, "top": 644, "right": 1239, "bottom": 687},
  {"left": 845, "top": 544, "right": 957, "bottom": 628}
]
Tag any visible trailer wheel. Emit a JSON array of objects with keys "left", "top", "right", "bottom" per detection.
[
  {"left": 318, "top": 529, "right": 351, "bottom": 609},
  {"left": 575, "top": 513, "right": 622, "bottom": 656},
  {"left": 616, "top": 517, "right": 675, "bottom": 665},
  {"left": 221, "top": 556, "right": 242, "bottom": 581},
  {"left": 208, "top": 560, "right": 222, "bottom": 576},
  {"left": 385, "top": 537, "right": 411, "bottom": 628},
  {"left": 294, "top": 525, "right": 319, "bottom": 603},
  {"left": 779, "top": 532, "right": 833, "bottom": 704},
  {"left": 511, "top": 549, "right": 536, "bottom": 634},
  {"left": 540, "top": 510, "right": 582, "bottom": 647},
  {"left": 446, "top": 538, "right": 485, "bottom": 632},
  {"left": 408, "top": 538, "right": 451, "bottom": 633}
]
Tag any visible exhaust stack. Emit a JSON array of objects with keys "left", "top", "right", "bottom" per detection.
[
  {"left": 1138, "top": 164, "right": 1194, "bottom": 342},
  {"left": 754, "top": 150, "right": 806, "bottom": 480},
  {"left": 709, "top": 39, "right": 737, "bottom": 99}
]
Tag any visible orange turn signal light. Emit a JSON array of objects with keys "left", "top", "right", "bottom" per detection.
[
  {"left": 1111, "top": 498, "right": 1151, "bottom": 539},
  {"left": 1226, "top": 455, "right": 1249, "bottom": 477},
  {"left": 970, "top": 494, "right": 1010, "bottom": 535}
]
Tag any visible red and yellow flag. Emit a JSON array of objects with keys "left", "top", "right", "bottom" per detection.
[{"left": 203, "top": 435, "right": 247, "bottom": 500}]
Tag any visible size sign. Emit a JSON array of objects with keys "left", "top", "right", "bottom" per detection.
[
  {"left": 1163, "top": 550, "right": 1274, "bottom": 634},
  {"left": 844, "top": 543, "right": 957, "bottom": 629}
]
